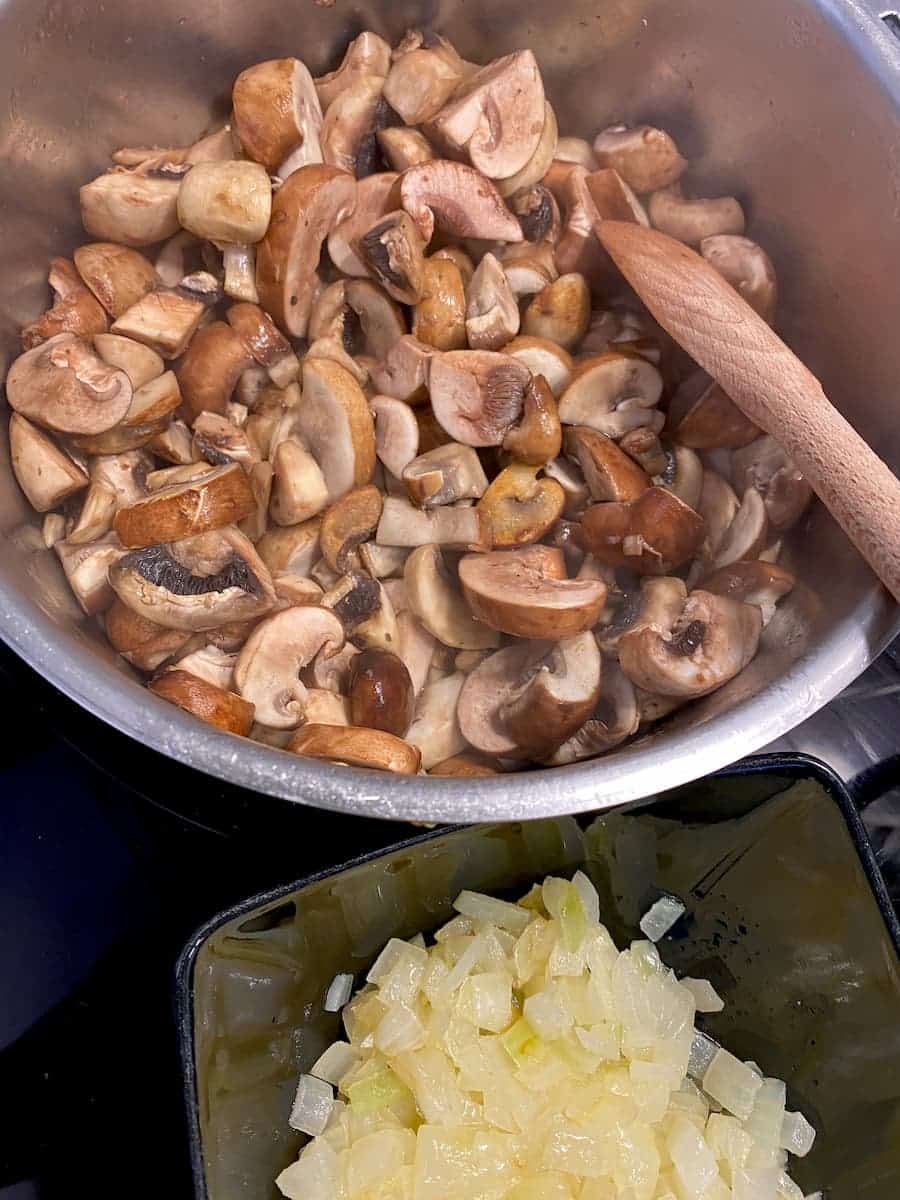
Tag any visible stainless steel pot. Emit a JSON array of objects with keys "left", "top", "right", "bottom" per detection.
[{"left": 1, "top": 0, "right": 898, "bottom": 823}]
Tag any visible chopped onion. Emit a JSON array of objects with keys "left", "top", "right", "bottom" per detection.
[
  {"left": 744, "top": 1078, "right": 786, "bottom": 1166},
  {"left": 571, "top": 870, "right": 600, "bottom": 924},
  {"left": 289, "top": 1073, "right": 334, "bottom": 1135},
  {"left": 639, "top": 894, "right": 686, "bottom": 941},
  {"left": 668, "top": 1113, "right": 719, "bottom": 1197},
  {"left": 776, "top": 1172, "right": 805, "bottom": 1199},
  {"left": 345, "top": 1066, "right": 410, "bottom": 1115},
  {"left": 731, "top": 1167, "right": 780, "bottom": 1199},
  {"left": 310, "top": 1040, "right": 359, "bottom": 1086},
  {"left": 453, "top": 889, "right": 532, "bottom": 934},
  {"left": 780, "top": 1110, "right": 816, "bottom": 1158},
  {"left": 324, "top": 972, "right": 354, "bottom": 1012},
  {"left": 523, "top": 987, "right": 573, "bottom": 1040},
  {"left": 501, "top": 1016, "right": 539, "bottom": 1064},
  {"left": 688, "top": 1029, "right": 720, "bottom": 1080},
  {"left": 681, "top": 977, "right": 724, "bottom": 1012},
  {"left": 703, "top": 1049, "right": 764, "bottom": 1121}
]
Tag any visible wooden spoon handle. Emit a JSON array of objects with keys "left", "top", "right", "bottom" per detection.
[{"left": 596, "top": 220, "right": 900, "bottom": 603}]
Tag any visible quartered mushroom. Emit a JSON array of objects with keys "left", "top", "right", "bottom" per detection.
[
  {"left": 370, "top": 395, "right": 420, "bottom": 478},
  {"left": 327, "top": 172, "right": 399, "bottom": 277},
  {"left": 110, "top": 287, "right": 207, "bottom": 359},
  {"left": 288, "top": 723, "right": 422, "bottom": 774},
  {"left": 648, "top": 184, "right": 746, "bottom": 247},
  {"left": 358, "top": 210, "right": 427, "bottom": 304},
  {"left": 546, "top": 658, "right": 640, "bottom": 764},
  {"left": 320, "top": 485, "right": 384, "bottom": 571},
  {"left": 9, "top": 414, "right": 89, "bottom": 511},
  {"left": 299, "top": 689, "right": 351, "bottom": 727},
  {"left": 700, "top": 235, "right": 778, "bottom": 323},
  {"left": 501, "top": 632, "right": 603, "bottom": 760},
  {"left": 558, "top": 352, "right": 664, "bottom": 438},
  {"left": 177, "top": 161, "right": 272, "bottom": 244},
  {"left": 192, "top": 413, "right": 259, "bottom": 468},
  {"left": 581, "top": 486, "right": 705, "bottom": 574},
  {"left": 113, "top": 463, "right": 256, "bottom": 548},
  {"left": 221, "top": 245, "right": 260, "bottom": 304},
  {"left": 292, "top": 356, "right": 376, "bottom": 501},
  {"left": 619, "top": 426, "right": 668, "bottom": 476},
  {"left": 256, "top": 516, "right": 322, "bottom": 578},
  {"left": 348, "top": 647, "right": 415, "bottom": 736},
  {"left": 542, "top": 161, "right": 608, "bottom": 282},
  {"left": 459, "top": 544, "right": 607, "bottom": 638},
  {"left": 428, "top": 350, "right": 531, "bottom": 446},
  {"left": 506, "top": 183, "right": 561, "bottom": 245},
  {"left": 495, "top": 103, "right": 559, "bottom": 199},
  {"left": 402, "top": 443, "right": 489, "bottom": 507},
  {"left": 694, "top": 469, "right": 740, "bottom": 565},
  {"left": 501, "top": 241, "right": 559, "bottom": 301},
  {"left": 80, "top": 169, "right": 181, "bottom": 247},
  {"left": 703, "top": 559, "right": 796, "bottom": 625},
  {"left": 67, "top": 480, "right": 118, "bottom": 544},
  {"left": 269, "top": 439, "right": 329, "bottom": 526},
  {"left": 412, "top": 255, "right": 467, "bottom": 351},
  {"left": 377, "top": 126, "right": 435, "bottom": 171},
  {"left": 668, "top": 372, "right": 759, "bottom": 450},
  {"left": 656, "top": 443, "right": 703, "bottom": 510},
  {"left": 455, "top": 643, "right": 535, "bottom": 757},
  {"left": 344, "top": 279, "right": 408, "bottom": 359},
  {"left": 320, "top": 74, "right": 392, "bottom": 178},
  {"left": 109, "top": 526, "right": 276, "bottom": 631},
  {"left": 502, "top": 374, "right": 562, "bottom": 464},
  {"left": 706, "top": 487, "right": 768, "bottom": 574},
  {"left": 503, "top": 336, "right": 573, "bottom": 398},
  {"left": 732, "top": 435, "right": 813, "bottom": 532},
  {"left": 465, "top": 252, "right": 520, "bottom": 351},
  {"left": 56, "top": 532, "right": 126, "bottom": 615},
  {"left": 7, "top": 334, "right": 132, "bottom": 435},
  {"left": 592, "top": 125, "right": 687, "bottom": 194},
  {"left": 522, "top": 273, "right": 590, "bottom": 351},
  {"left": 404, "top": 544, "right": 500, "bottom": 650},
  {"left": 406, "top": 673, "right": 468, "bottom": 769},
  {"left": 595, "top": 576, "right": 688, "bottom": 657},
  {"left": 369, "top": 334, "right": 434, "bottom": 401},
  {"left": 226, "top": 302, "right": 300, "bottom": 388},
  {"left": 377, "top": 496, "right": 487, "bottom": 550},
  {"left": 176, "top": 321, "right": 254, "bottom": 422},
  {"left": 564, "top": 426, "right": 650, "bottom": 502},
  {"left": 382, "top": 39, "right": 463, "bottom": 125},
  {"left": 21, "top": 258, "right": 108, "bottom": 349},
  {"left": 104, "top": 597, "right": 193, "bottom": 671},
  {"left": 93, "top": 333, "right": 164, "bottom": 389},
  {"left": 618, "top": 589, "right": 762, "bottom": 698},
  {"left": 232, "top": 57, "right": 323, "bottom": 173},
  {"left": 477, "top": 462, "right": 565, "bottom": 546},
  {"left": 315, "top": 31, "right": 392, "bottom": 112},
  {"left": 359, "top": 542, "right": 409, "bottom": 579},
  {"left": 400, "top": 160, "right": 524, "bottom": 244}
]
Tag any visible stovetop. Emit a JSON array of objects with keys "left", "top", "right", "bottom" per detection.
[{"left": 1, "top": 637, "right": 898, "bottom": 1198}]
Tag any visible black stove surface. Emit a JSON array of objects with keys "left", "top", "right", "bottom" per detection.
[{"left": 1, "top": 638, "right": 898, "bottom": 1198}]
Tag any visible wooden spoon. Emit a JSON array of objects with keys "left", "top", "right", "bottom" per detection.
[{"left": 595, "top": 220, "right": 900, "bottom": 603}]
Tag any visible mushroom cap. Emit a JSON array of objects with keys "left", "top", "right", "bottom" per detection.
[
  {"left": 327, "top": 172, "right": 400, "bottom": 277},
  {"left": 732, "top": 435, "right": 813, "bottom": 532},
  {"left": 558, "top": 352, "right": 663, "bottom": 437},
  {"left": 7, "top": 333, "right": 132, "bottom": 435},
  {"left": 113, "top": 463, "right": 256, "bottom": 548},
  {"left": 546, "top": 657, "right": 639, "bottom": 764},
  {"left": 256, "top": 515, "right": 322, "bottom": 576},
  {"left": 402, "top": 442, "right": 489, "bottom": 508},
  {"left": 669, "top": 373, "right": 759, "bottom": 450},
  {"left": 21, "top": 258, "right": 109, "bottom": 349},
  {"left": 234, "top": 605, "right": 344, "bottom": 729},
  {"left": 456, "top": 643, "right": 536, "bottom": 756},
  {"left": 176, "top": 320, "right": 255, "bottom": 423},
  {"left": 503, "top": 336, "right": 573, "bottom": 397},
  {"left": 370, "top": 395, "right": 420, "bottom": 478},
  {"left": 320, "top": 73, "right": 391, "bottom": 178},
  {"left": 477, "top": 462, "right": 565, "bottom": 547},
  {"left": 93, "top": 333, "right": 164, "bottom": 389},
  {"left": 109, "top": 526, "right": 275, "bottom": 632},
  {"left": 428, "top": 349, "right": 531, "bottom": 447},
  {"left": 149, "top": 669, "right": 255, "bottom": 736},
  {"left": 495, "top": 102, "right": 559, "bottom": 199},
  {"left": 412, "top": 255, "right": 467, "bottom": 351},
  {"left": 581, "top": 486, "right": 705, "bottom": 575},
  {"left": 348, "top": 647, "right": 415, "bottom": 736},
  {"left": 287, "top": 723, "right": 421, "bottom": 774},
  {"left": 9, "top": 413, "right": 89, "bottom": 512},
  {"left": 430, "top": 50, "right": 545, "bottom": 180},
  {"left": 404, "top": 544, "right": 500, "bottom": 650},
  {"left": 269, "top": 439, "right": 329, "bottom": 526},
  {"left": 376, "top": 496, "right": 487, "bottom": 550},
  {"left": 315, "top": 31, "right": 392, "bottom": 112},
  {"left": 79, "top": 171, "right": 181, "bottom": 247},
  {"left": 522, "top": 273, "right": 591, "bottom": 351},
  {"left": 618, "top": 589, "right": 762, "bottom": 698},
  {"left": 406, "top": 671, "right": 467, "bottom": 768},
  {"left": 465, "top": 252, "right": 520, "bottom": 352},
  {"left": 592, "top": 124, "right": 687, "bottom": 194},
  {"left": 296, "top": 356, "right": 376, "bottom": 502},
  {"left": 377, "top": 126, "right": 435, "bottom": 172},
  {"left": 648, "top": 184, "right": 746, "bottom": 248},
  {"left": 177, "top": 161, "right": 273, "bottom": 244},
  {"left": 700, "top": 234, "right": 777, "bottom": 323},
  {"left": 104, "top": 597, "right": 193, "bottom": 671},
  {"left": 501, "top": 631, "right": 603, "bottom": 760},
  {"left": 358, "top": 209, "right": 427, "bottom": 304},
  {"left": 502, "top": 373, "right": 563, "bottom": 466},
  {"left": 256, "top": 164, "right": 357, "bottom": 337},
  {"left": 459, "top": 545, "right": 607, "bottom": 639},
  {"left": 233, "top": 57, "right": 323, "bottom": 172},
  {"left": 320, "top": 484, "right": 384, "bottom": 571},
  {"left": 383, "top": 46, "right": 462, "bottom": 125},
  {"left": 564, "top": 426, "right": 650, "bottom": 502},
  {"left": 400, "top": 160, "right": 523, "bottom": 244}
]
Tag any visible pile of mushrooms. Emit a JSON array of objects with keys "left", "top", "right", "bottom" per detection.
[{"left": 4, "top": 31, "right": 812, "bottom": 777}]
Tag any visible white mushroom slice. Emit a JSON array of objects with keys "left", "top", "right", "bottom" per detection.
[
  {"left": 170, "top": 644, "right": 237, "bottom": 691},
  {"left": 273, "top": 572, "right": 322, "bottom": 607},
  {"left": 344, "top": 279, "right": 408, "bottom": 360},
  {"left": 404, "top": 544, "right": 500, "bottom": 650},
  {"left": 91, "top": 450, "right": 150, "bottom": 508},
  {"left": 9, "top": 414, "right": 89, "bottom": 511},
  {"left": 400, "top": 161, "right": 523, "bottom": 244},
  {"left": 308, "top": 639, "right": 359, "bottom": 692},
  {"left": 428, "top": 350, "right": 531, "bottom": 446},
  {"left": 234, "top": 606, "right": 344, "bottom": 728},
  {"left": 73, "top": 243, "right": 160, "bottom": 320},
  {"left": 543, "top": 161, "right": 608, "bottom": 283},
  {"left": 383, "top": 46, "right": 462, "bottom": 125},
  {"left": 656, "top": 444, "right": 704, "bottom": 510},
  {"left": 111, "top": 289, "right": 206, "bottom": 359},
  {"left": 233, "top": 58, "right": 323, "bottom": 173},
  {"left": 327, "top": 172, "right": 399, "bottom": 277},
  {"left": 148, "top": 419, "right": 197, "bottom": 466},
  {"left": 122, "top": 371, "right": 182, "bottom": 428},
  {"left": 694, "top": 469, "right": 741, "bottom": 561},
  {"left": 257, "top": 517, "right": 322, "bottom": 578},
  {"left": 558, "top": 353, "right": 664, "bottom": 438},
  {"left": 544, "top": 456, "right": 591, "bottom": 513},
  {"left": 465, "top": 253, "right": 520, "bottom": 351},
  {"left": 406, "top": 672, "right": 467, "bottom": 769},
  {"left": 369, "top": 335, "right": 434, "bottom": 401},
  {"left": 7, "top": 334, "right": 132, "bottom": 435},
  {"left": 707, "top": 487, "right": 769, "bottom": 572},
  {"left": 456, "top": 644, "right": 534, "bottom": 757},
  {"left": 396, "top": 610, "right": 436, "bottom": 697},
  {"left": 592, "top": 125, "right": 687, "bottom": 194},
  {"left": 315, "top": 32, "right": 392, "bottom": 111},
  {"left": 352, "top": 580, "right": 400, "bottom": 653},
  {"left": 177, "top": 161, "right": 272, "bottom": 244},
  {"left": 295, "top": 357, "right": 376, "bottom": 502},
  {"left": 430, "top": 50, "right": 545, "bottom": 180},
  {"left": 145, "top": 463, "right": 212, "bottom": 492},
  {"left": 700, "top": 235, "right": 778, "bottom": 323},
  {"left": 555, "top": 136, "right": 598, "bottom": 170},
  {"left": 496, "top": 103, "right": 559, "bottom": 199},
  {"left": 377, "top": 127, "right": 435, "bottom": 171},
  {"left": 238, "top": 461, "right": 274, "bottom": 544},
  {"left": 221, "top": 244, "right": 260, "bottom": 304},
  {"left": 306, "top": 337, "right": 368, "bottom": 386},
  {"left": 402, "top": 444, "right": 489, "bottom": 507},
  {"left": 359, "top": 543, "right": 409, "bottom": 579},
  {"left": 732, "top": 436, "right": 813, "bottom": 532},
  {"left": 80, "top": 171, "right": 181, "bottom": 247},
  {"left": 648, "top": 184, "right": 746, "bottom": 247},
  {"left": 501, "top": 242, "right": 559, "bottom": 300},
  {"left": 500, "top": 632, "right": 603, "bottom": 760},
  {"left": 93, "top": 333, "right": 164, "bottom": 389},
  {"left": 270, "top": 440, "right": 330, "bottom": 526},
  {"left": 376, "top": 497, "right": 487, "bottom": 550},
  {"left": 522, "top": 273, "right": 591, "bottom": 350},
  {"left": 67, "top": 482, "right": 118, "bottom": 544},
  {"left": 154, "top": 231, "right": 200, "bottom": 288},
  {"left": 358, "top": 210, "right": 427, "bottom": 304},
  {"left": 503, "top": 335, "right": 573, "bottom": 397},
  {"left": 547, "top": 659, "right": 640, "bottom": 764},
  {"left": 320, "top": 74, "right": 388, "bottom": 177},
  {"left": 370, "top": 395, "right": 420, "bottom": 478},
  {"left": 300, "top": 688, "right": 351, "bottom": 726},
  {"left": 192, "top": 413, "right": 259, "bottom": 468},
  {"left": 56, "top": 532, "right": 125, "bottom": 615}
]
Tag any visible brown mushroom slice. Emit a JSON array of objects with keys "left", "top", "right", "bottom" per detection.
[
  {"left": 321, "top": 74, "right": 392, "bottom": 179},
  {"left": 456, "top": 644, "right": 533, "bottom": 757},
  {"left": 565, "top": 426, "right": 650, "bottom": 502},
  {"left": 500, "top": 632, "right": 603, "bottom": 760},
  {"left": 383, "top": 45, "right": 462, "bottom": 125},
  {"left": 345, "top": 279, "right": 408, "bottom": 360},
  {"left": 544, "top": 457, "right": 591, "bottom": 516},
  {"left": 257, "top": 517, "right": 322, "bottom": 578},
  {"left": 93, "top": 333, "right": 164, "bottom": 389},
  {"left": 176, "top": 161, "right": 272, "bottom": 244},
  {"left": 546, "top": 658, "right": 640, "bottom": 764},
  {"left": 429, "top": 753, "right": 500, "bottom": 777},
  {"left": 327, "top": 172, "right": 400, "bottom": 277},
  {"left": 256, "top": 164, "right": 357, "bottom": 338},
  {"left": 404, "top": 544, "right": 500, "bottom": 651},
  {"left": 707, "top": 488, "right": 769, "bottom": 573},
  {"left": 648, "top": 184, "right": 746, "bottom": 247},
  {"left": 619, "top": 426, "right": 668, "bottom": 477},
  {"left": 700, "top": 235, "right": 778, "bottom": 323},
  {"left": 149, "top": 669, "right": 255, "bottom": 736},
  {"left": 412, "top": 256, "right": 467, "bottom": 351},
  {"left": 477, "top": 463, "right": 565, "bottom": 547},
  {"left": 348, "top": 648, "right": 415, "bottom": 736},
  {"left": 695, "top": 469, "right": 740, "bottom": 560},
  {"left": 732, "top": 436, "right": 813, "bottom": 532},
  {"left": 396, "top": 609, "right": 437, "bottom": 697},
  {"left": 7, "top": 334, "right": 132, "bottom": 435},
  {"left": 459, "top": 545, "right": 606, "bottom": 639},
  {"left": 503, "top": 336, "right": 573, "bottom": 398},
  {"left": 21, "top": 258, "right": 108, "bottom": 349},
  {"left": 114, "top": 463, "right": 256, "bottom": 548},
  {"left": 269, "top": 440, "right": 330, "bottom": 527},
  {"left": 496, "top": 103, "right": 559, "bottom": 199},
  {"left": 221, "top": 244, "right": 260, "bottom": 304},
  {"left": 9, "top": 414, "right": 89, "bottom": 511},
  {"left": 233, "top": 605, "right": 344, "bottom": 729},
  {"left": 430, "top": 50, "right": 545, "bottom": 180},
  {"left": 522, "top": 274, "right": 591, "bottom": 351},
  {"left": 377, "top": 126, "right": 435, "bottom": 171},
  {"left": 232, "top": 58, "right": 322, "bottom": 173},
  {"left": 596, "top": 576, "right": 688, "bottom": 657},
  {"left": 592, "top": 125, "right": 686, "bottom": 194},
  {"left": 226, "top": 302, "right": 299, "bottom": 388},
  {"left": 465, "top": 253, "right": 520, "bottom": 351},
  {"left": 558, "top": 353, "right": 664, "bottom": 438},
  {"left": 428, "top": 350, "right": 530, "bottom": 447},
  {"left": 73, "top": 244, "right": 160, "bottom": 320},
  {"left": 703, "top": 560, "right": 796, "bottom": 624},
  {"left": 288, "top": 723, "right": 421, "bottom": 774},
  {"left": 173, "top": 322, "right": 253, "bottom": 424},
  {"left": 370, "top": 395, "right": 420, "bottom": 478},
  {"left": 306, "top": 337, "right": 370, "bottom": 387},
  {"left": 501, "top": 242, "right": 559, "bottom": 301},
  {"left": 402, "top": 443, "right": 489, "bottom": 508},
  {"left": 71, "top": 419, "right": 168, "bottom": 456},
  {"left": 555, "top": 138, "right": 598, "bottom": 170},
  {"left": 618, "top": 589, "right": 762, "bottom": 698},
  {"left": 502, "top": 374, "right": 562, "bottom": 465},
  {"left": 404, "top": 672, "right": 467, "bottom": 768},
  {"left": 377, "top": 497, "right": 487, "bottom": 550},
  {"left": 369, "top": 335, "right": 434, "bottom": 402},
  {"left": 582, "top": 486, "right": 705, "bottom": 575},
  {"left": 669, "top": 373, "right": 759, "bottom": 450},
  {"left": 105, "top": 598, "right": 193, "bottom": 671},
  {"left": 111, "top": 289, "right": 206, "bottom": 360},
  {"left": 583, "top": 168, "right": 649, "bottom": 226},
  {"left": 320, "top": 485, "right": 384, "bottom": 572},
  {"left": 400, "top": 160, "right": 523, "bottom": 244},
  {"left": 119, "top": 371, "right": 181, "bottom": 430},
  {"left": 80, "top": 171, "right": 181, "bottom": 247},
  {"left": 358, "top": 210, "right": 427, "bottom": 304},
  {"left": 506, "top": 184, "right": 561, "bottom": 247},
  {"left": 295, "top": 357, "right": 376, "bottom": 502},
  {"left": 110, "top": 526, "right": 275, "bottom": 632},
  {"left": 56, "top": 532, "right": 125, "bottom": 615},
  {"left": 167, "top": 644, "right": 238, "bottom": 690},
  {"left": 315, "top": 31, "right": 392, "bottom": 112},
  {"left": 237, "top": 461, "right": 273, "bottom": 544},
  {"left": 192, "top": 413, "right": 259, "bottom": 469},
  {"left": 656, "top": 444, "right": 704, "bottom": 510}
]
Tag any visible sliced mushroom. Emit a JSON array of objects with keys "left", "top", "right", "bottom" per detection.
[
  {"left": 145, "top": 462, "right": 212, "bottom": 492},
  {"left": 404, "top": 544, "right": 499, "bottom": 651},
  {"left": 71, "top": 419, "right": 168, "bottom": 457},
  {"left": 543, "top": 161, "right": 608, "bottom": 283},
  {"left": 294, "top": 357, "right": 376, "bottom": 501},
  {"left": 412, "top": 256, "right": 467, "bottom": 351},
  {"left": 596, "top": 576, "right": 688, "bottom": 657},
  {"left": 295, "top": 688, "right": 350, "bottom": 727},
  {"left": 56, "top": 532, "right": 125, "bottom": 615},
  {"left": 226, "top": 302, "right": 299, "bottom": 388},
  {"left": 370, "top": 395, "right": 420, "bottom": 478},
  {"left": 176, "top": 321, "right": 254, "bottom": 422},
  {"left": 700, "top": 235, "right": 777, "bottom": 323},
  {"left": 21, "top": 258, "right": 109, "bottom": 349},
  {"left": 93, "top": 333, "right": 164, "bottom": 389},
  {"left": 9, "top": 414, "right": 89, "bottom": 511},
  {"left": 544, "top": 457, "right": 591, "bottom": 515},
  {"left": 459, "top": 545, "right": 606, "bottom": 639},
  {"left": 321, "top": 74, "right": 391, "bottom": 178},
  {"left": 233, "top": 58, "right": 323, "bottom": 172},
  {"left": 192, "top": 413, "right": 259, "bottom": 468},
  {"left": 707, "top": 487, "right": 768, "bottom": 573},
  {"left": 114, "top": 463, "right": 256, "bottom": 548},
  {"left": 257, "top": 517, "right": 322, "bottom": 577},
  {"left": 703, "top": 559, "right": 796, "bottom": 624},
  {"left": 669, "top": 372, "right": 759, "bottom": 450},
  {"left": 221, "top": 245, "right": 260, "bottom": 304},
  {"left": 584, "top": 168, "right": 649, "bottom": 225},
  {"left": 323, "top": 574, "right": 398, "bottom": 651},
  {"left": 233, "top": 605, "right": 344, "bottom": 728},
  {"left": 80, "top": 170, "right": 181, "bottom": 247},
  {"left": 496, "top": 103, "right": 559, "bottom": 199},
  {"left": 581, "top": 486, "right": 705, "bottom": 574},
  {"left": 428, "top": 349, "right": 531, "bottom": 446},
  {"left": 358, "top": 542, "right": 408, "bottom": 579},
  {"left": 656, "top": 443, "right": 703, "bottom": 510},
  {"left": 565, "top": 426, "right": 650, "bottom": 501},
  {"left": 109, "top": 526, "right": 275, "bottom": 631},
  {"left": 648, "top": 184, "right": 746, "bottom": 247},
  {"left": 315, "top": 32, "right": 392, "bottom": 112},
  {"left": 178, "top": 269, "right": 224, "bottom": 308},
  {"left": 320, "top": 485, "right": 384, "bottom": 571},
  {"left": 273, "top": 572, "right": 323, "bottom": 607},
  {"left": 369, "top": 335, "right": 434, "bottom": 402},
  {"left": 500, "top": 632, "right": 603, "bottom": 760},
  {"left": 399, "top": 672, "right": 464, "bottom": 768},
  {"left": 732, "top": 436, "right": 813, "bottom": 532},
  {"left": 7, "top": 334, "right": 132, "bottom": 435},
  {"left": 395, "top": 608, "right": 437, "bottom": 697},
  {"left": 105, "top": 597, "right": 193, "bottom": 671},
  {"left": 618, "top": 589, "right": 762, "bottom": 698},
  {"left": 236, "top": 461, "right": 274, "bottom": 544},
  {"left": 555, "top": 138, "right": 598, "bottom": 170},
  {"left": 522, "top": 274, "right": 590, "bottom": 350},
  {"left": 256, "top": 164, "right": 357, "bottom": 337},
  {"left": 502, "top": 336, "right": 573, "bottom": 397},
  {"left": 119, "top": 371, "right": 181, "bottom": 431},
  {"left": 327, "top": 172, "right": 400, "bottom": 277},
  {"left": 358, "top": 210, "right": 427, "bottom": 304},
  {"left": 348, "top": 647, "right": 415, "bottom": 735},
  {"left": 546, "top": 658, "right": 639, "bottom": 764},
  {"left": 477, "top": 462, "right": 565, "bottom": 546},
  {"left": 502, "top": 374, "right": 562, "bottom": 465},
  {"left": 464, "top": 253, "right": 520, "bottom": 351},
  {"left": 168, "top": 643, "right": 238, "bottom": 691},
  {"left": 592, "top": 125, "right": 686, "bottom": 194},
  {"left": 269, "top": 440, "right": 330, "bottom": 526},
  {"left": 288, "top": 723, "right": 421, "bottom": 774},
  {"left": 383, "top": 43, "right": 462, "bottom": 125},
  {"left": 694, "top": 469, "right": 740, "bottom": 560},
  {"left": 177, "top": 161, "right": 272, "bottom": 244},
  {"left": 377, "top": 126, "right": 435, "bottom": 171},
  {"left": 558, "top": 352, "right": 663, "bottom": 438},
  {"left": 111, "top": 288, "right": 207, "bottom": 359},
  {"left": 67, "top": 481, "right": 118, "bottom": 544},
  {"left": 400, "top": 160, "right": 523, "bottom": 244},
  {"left": 619, "top": 426, "right": 668, "bottom": 477},
  {"left": 506, "top": 184, "right": 561, "bottom": 247},
  {"left": 149, "top": 418, "right": 200, "bottom": 466},
  {"left": 402, "top": 443, "right": 489, "bottom": 507},
  {"left": 501, "top": 241, "right": 559, "bottom": 300},
  {"left": 344, "top": 279, "right": 408, "bottom": 359},
  {"left": 377, "top": 496, "right": 487, "bottom": 550},
  {"left": 430, "top": 50, "right": 544, "bottom": 180}
]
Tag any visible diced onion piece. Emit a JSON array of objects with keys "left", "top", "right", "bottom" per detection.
[
  {"left": 408, "top": 932, "right": 427, "bottom": 949},
  {"left": 345, "top": 1066, "right": 411, "bottom": 1115},
  {"left": 289, "top": 1073, "right": 335, "bottom": 1135},
  {"left": 667, "top": 1113, "right": 719, "bottom": 1198},
  {"left": 311, "top": 1040, "right": 360, "bottom": 1086},
  {"left": 457, "top": 971, "right": 513, "bottom": 1032},
  {"left": 324, "top": 972, "right": 354, "bottom": 1012},
  {"left": 571, "top": 869, "right": 600, "bottom": 924},
  {"left": 744, "top": 1078, "right": 786, "bottom": 1166},
  {"left": 688, "top": 1030, "right": 719, "bottom": 1080},
  {"left": 780, "top": 1110, "right": 816, "bottom": 1158},
  {"left": 367, "top": 938, "right": 427, "bottom": 986},
  {"left": 501, "top": 1016, "right": 540, "bottom": 1064},
  {"left": 523, "top": 987, "right": 573, "bottom": 1040},
  {"left": 374, "top": 1001, "right": 427, "bottom": 1055},
  {"left": 453, "top": 889, "right": 532, "bottom": 934},
  {"left": 277, "top": 1139, "right": 339, "bottom": 1200},
  {"left": 731, "top": 1167, "right": 780, "bottom": 1200},
  {"left": 776, "top": 1172, "right": 805, "bottom": 1200},
  {"left": 639, "top": 894, "right": 686, "bottom": 941},
  {"left": 703, "top": 1048, "right": 764, "bottom": 1120},
  {"left": 681, "top": 977, "right": 724, "bottom": 1012},
  {"left": 437, "top": 932, "right": 486, "bottom": 999}
]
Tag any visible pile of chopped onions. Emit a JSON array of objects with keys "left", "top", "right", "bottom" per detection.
[{"left": 277, "top": 874, "right": 817, "bottom": 1200}]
